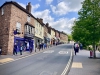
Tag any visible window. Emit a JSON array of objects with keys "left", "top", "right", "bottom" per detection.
[
  {"left": 1, "top": 8, "right": 4, "bottom": 15},
  {"left": 27, "top": 15, "right": 31, "bottom": 22},
  {"left": 16, "top": 22, "right": 21, "bottom": 32},
  {"left": 25, "top": 25, "right": 34, "bottom": 34}
]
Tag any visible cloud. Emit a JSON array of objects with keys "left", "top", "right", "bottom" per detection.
[
  {"left": 50, "top": 2, "right": 69, "bottom": 16},
  {"left": 31, "top": 4, "right": 40, "bottom": 11},
  {"left": 51, "top": 0, "right": 84, "bottom": 16},
  {"left": 17, "top": 1, "right": 82, "bottom": 34},
  {"left": 18, "top": 2, "right": 40, "bottom": 11},
  {"left": 46, "top": 0, "right": 53, "bottom": 5},
  {"left": 32, "top": 9, "right": 54, "bottom": 24},
  {"left": 50, "top": 17, "right": 76, "bottom": 34}
]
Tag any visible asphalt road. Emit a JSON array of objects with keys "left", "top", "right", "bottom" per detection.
[{"left": 0, "top": 44, "right": 73, "bottom": 75}]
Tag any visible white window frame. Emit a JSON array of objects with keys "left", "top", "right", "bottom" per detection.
[
  {"left": 16, "top": 22, "right": 21, "bottom": 32},
  {"left": 1, "top": 8, "right": 4, "bottom": 15},
  {"left": 27, "top": 15, "right": 31, "bottom": 22}
]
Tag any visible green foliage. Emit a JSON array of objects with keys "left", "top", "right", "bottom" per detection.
[
  {"left": 68, "top": 34, "right": 72, "bottom": 41},
  {"left": 72, "top": 0, "right": 100, "bottom": 48}
]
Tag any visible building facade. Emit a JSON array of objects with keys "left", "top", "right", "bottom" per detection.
[
  {"left": 60, "top": 31, "right": 68, "bottom": 43},
  {"left": 55, "top": 30, "right": 60, "bottom": 44},
  {"left": 44, "top": 23, "right": 51, "bottom": 47},
  {"left": 0, "top": 1, "right": 35, "bottom": 54},
  {"left": 34, "top": 18, "right": 44, "bottom": 49}
]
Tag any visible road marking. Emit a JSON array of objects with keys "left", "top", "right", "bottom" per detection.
[
  {"left": 61, "top": 49, "right": 73, "bottom": 75},
  {"left": 0, "top": 58, "right": 14, "bottom": 63},
  {"left": 39, "top": 71, "right": 52, "bottom": 75},
  {"left": 72, "top": 62, "right": 83, "bottom": 68},
  {"left": 58, "top": 51, "right": 68, "bottom": 54},
  {"left": 43, "top": 50, "right": 54, "bottom": 53},
  {"left": 39, "top": 71, "right": 57, "bottom": 75}
]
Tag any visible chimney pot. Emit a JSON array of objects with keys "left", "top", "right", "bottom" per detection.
[{"left": 26, "top": 2, "right": 31, "bottom": 13}]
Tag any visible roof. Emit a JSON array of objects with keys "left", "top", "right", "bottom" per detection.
[{"left": 0, "top": 1, "right": 44, "bottom": 26}]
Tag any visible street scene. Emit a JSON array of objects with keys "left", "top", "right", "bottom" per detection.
[
  {"left": 0, "top": 0, "right": 100, "bottom": 75},
  {"left": 0, "top": 44, "right": 72, "bottom": 75}
]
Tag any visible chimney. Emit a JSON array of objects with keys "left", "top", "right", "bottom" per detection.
[
  {"left": 39, "top": 18, "right": 43, "bottom": 23},
  {"left": 46, "top": 23, "right": 49, "bottom": 27},
  {"left": 26, "top": 2, "right": 31, "bottom": 13}
]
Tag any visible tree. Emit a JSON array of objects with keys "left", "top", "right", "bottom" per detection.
[
  {"left": 68, "top": 34, "right": 72, "bottom": 41},
  {"left": 72, "top": 0, "right": 100, "bottom": 58}
]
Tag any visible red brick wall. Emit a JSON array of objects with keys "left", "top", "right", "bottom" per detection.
[
  {"left": 0, "top": 3, "right": 35, "bottom": 54},
  {"left": 8, "top": 4, "right": 35, "bottom": 54},
  {"left": 60, "top": 32, "right": 68, "bottom": 43},
  {"left": 0, "top": 4, "right": 11, "bottom": 54}
]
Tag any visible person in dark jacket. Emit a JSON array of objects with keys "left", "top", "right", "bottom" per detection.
[
  {"left": 20, "top": 44, "right": 23, "bottom": 55},
  {"left": 13, "top": 43, "right": 17, "bottom": 55},
  {"left": 74, "top": 42, "right": 79, "bottom": 55},
  {"left": 30, "top": 47, "right": 33, "bottom": 53}
]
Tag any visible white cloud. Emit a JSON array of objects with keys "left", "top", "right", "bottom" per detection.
[
  {"left": 18, "top": 2, "right": 40, "bottom": 12},
  {"left": 18, "top": 1, "right": 83, "bottom": 34},
  {"left": 18, "top": 2, "right": 26, "bottom": 8},
  {"left": 32, "top": 9, "right": 54, "bottom": 24},
  {"left": 51, "top": 0, "right": 84, "bottom": 16},
  {"left": 50, "top": 2, "right": 69, "bottom": 16},
  {"left": 46, "top": 0, "right": 53, "bottom": 5},
  {"left": 31, "top": 4, "right": 40, "bottom": 11},
  {"left": 50, "top": 17, "right": 76, "bottom": 34}
]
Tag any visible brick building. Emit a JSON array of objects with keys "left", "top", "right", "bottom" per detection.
[
  {"left": 60, "top": 31, "right": 68, "bottom": 43},
  {"left": 55, "top": 30, "right": 60, "bottom": 44},
  {"left": 0, "top": 1, "right": 36, "bottom": 54}
]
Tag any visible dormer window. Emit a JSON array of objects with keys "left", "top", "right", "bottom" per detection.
[
  {"left": 27, "top": 15, "right": 31, "bottom": 22},
  {"left": 1, "top": 8, "right": 4, "bottom": 15}
]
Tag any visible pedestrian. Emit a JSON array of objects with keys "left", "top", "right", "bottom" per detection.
[
  {"left": 41, "top": 42, "right": 44, "bottom": 50},
  {"left": 74, "top": 42, "right": 79, "bottom": 55},
  {"left": 80, "top": 43, "right": 83, "bottom": 50},
  {"left": 39, "top": 43, "right": 41, "bottom": 51},
  {"left": 30, "top": 47, "right": 33, "bottom": 53},
  {"left": 0, "top": 47, "right": 2, "bottom": 55},
  {"left": 13, "top": 43, "right": 17, "bottom": 55},
  {"left": 20, "top": 44, "right": 23, "bottom": 55}
]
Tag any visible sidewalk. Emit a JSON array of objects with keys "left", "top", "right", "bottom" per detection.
[
  {"left": 68, "top": 50, "right": 100, "bottom": 75},
  {"left": 0, "top": 46, "right": 54, "bottom": 64}
]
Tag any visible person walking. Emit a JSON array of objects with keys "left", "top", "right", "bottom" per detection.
[
  {"left": 80, "top": 43, "right": 83, "bottom": 50},
  {"left": 30, "top": 47, "right": 33, "bottom": 53},
  {"left": 74, "top": 42, "right": 79, "bottom": 55},
  {"left": 13, "top": 43, "right": 17, "bottom": 55},
  {"left": 20, "top": 44, "right": 23, "bottom": 55}
]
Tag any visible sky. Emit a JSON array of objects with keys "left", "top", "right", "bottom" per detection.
[{"left": 0, "top": 0, "right": 85, "bottom": 34}]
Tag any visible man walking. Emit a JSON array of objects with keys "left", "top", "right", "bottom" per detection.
[
  {"left": 74, "top": 42, "right": 79, "bottom": 55},
  {"left": 20, "top": 44, "right": 23, "bottom": 55},
  {"left": 13, "top": 43, "right": 17, "bottom": 55}
]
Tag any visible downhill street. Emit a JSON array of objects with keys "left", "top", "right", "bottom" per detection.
[{"left": 0, "top": 44, "right": 73, "bottom": 75}]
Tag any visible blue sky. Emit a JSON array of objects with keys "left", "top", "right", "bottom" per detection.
[{"left": 0, "top": 0, "right": 84, "bottom": 34}]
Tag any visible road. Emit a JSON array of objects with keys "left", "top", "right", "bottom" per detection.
[{"left": 0, "top": 44, "right": 73, "bottom": 75}]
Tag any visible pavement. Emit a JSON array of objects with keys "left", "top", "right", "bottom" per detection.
[
  {"left": 68, "top": 50, "right": 100, "bottom": 75},
  {"left": 0, "top": 46, "right": 53, "bottom": 64}
]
